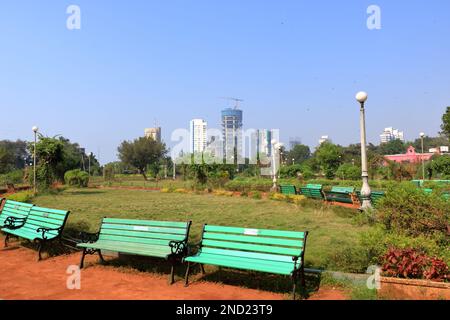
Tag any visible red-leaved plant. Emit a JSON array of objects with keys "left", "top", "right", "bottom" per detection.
[{"left": 381, "top": 248, "right": 449, "bottom": 282}]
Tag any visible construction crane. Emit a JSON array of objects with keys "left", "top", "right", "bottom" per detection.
[{"left": 220, "top": 97, "right": 244, "bottom": 109}]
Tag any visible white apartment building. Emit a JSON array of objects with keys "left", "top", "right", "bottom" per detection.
[
  {"left": 380, "top": 127, "right": 404, "bottom": 143},
  {"left": 190, "top": 119, "right": 207, "bottom": 153}
]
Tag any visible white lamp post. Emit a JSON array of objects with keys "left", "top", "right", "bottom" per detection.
[
  {"left": 271, "top": 140, "right": 283, "bottom": 190},
  {"left": 32, "top": 126, "right": 39, "bottom": 194},
  {"left": 173, "top": 162, "right": 176, "bottom": 180},
  {"left": 420, "top": 132, "right": 425, "bottom": 181},
  {"left": 356, "top": 92, "right": 372, "bottom": 210}
]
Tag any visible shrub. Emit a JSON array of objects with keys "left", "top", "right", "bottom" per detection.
[
  {"left": 360, "top": 226, "right": 450, "bottom": 266},
  {"left": 0, "top": 170, "right": 24, "bottom": 186},
  {"left": 335, "top": 164, "right": 361, "bottom": 180},
  {"left": 286, "top": 195, "right": 307, "bottom": 206},
  {"left": 270, "top": 193, "right": 287, "bottom": 201},
  {"left": 251, "top": 191, "right": 262, "bottom": 200},
  {"left": 103, "top": 164, "right": 115, "bottom": 181},
  {"left": 7, "top": 191, "right": 34, "bottom": 203},
  {"left": 376, "top": 183, "right": 449, "bottom": 239},
  {"left": 381, "top": 248, "right": 449, "bottom": 282},
  {"left": 160, "top": 188, "right": 171, "bottom": 193},
  {"left": 64, "top": 169, "right": 89, "bottom": 188}
]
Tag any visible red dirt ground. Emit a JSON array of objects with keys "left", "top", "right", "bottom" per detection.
[{"left": 0, "top": 239, "right": 347, "bottom": 300}]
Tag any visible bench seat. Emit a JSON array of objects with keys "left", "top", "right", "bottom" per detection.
[
  {"left": 185, "top": 252, "right": 297, "bottom": 276},
  {"left": 78, "top": 240, "right": 172, "bottom": 258},
  {"left": 184, "top": 225, "right": 308, "bottom": 299},
  {"left": 325, "top": 186, "right": 355, "bottom": 204},
  {"left": 77, "top": 218, "right": 191, "bottom": 284}
]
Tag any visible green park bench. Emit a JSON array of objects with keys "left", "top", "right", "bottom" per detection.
[
  {"left": 0, "top": 200, "right": 34, "bottom": 230},
  {"left": 356, "top": 190, "right": 386, "bottom": 207},
  {"left": 423, "top": 188, "right": 433, "bottom": 195},
  {"left": 324, "top": 186, "right": 355, "bottom": 204},
  {"left": 77, "top": 218, "right": 192, "bottom": 284},
  {"left": 183, "top": 224, "right": 309, "bottom": 300},
  {"left": 299, "top": 184, "right": 324, "bottom": 200},
  {"left": 279, "top": 185, "right": 298, "bottom": 195},
  {"left": 2, "top": 205, "right": 70, "bottom": 260},
  {"left": 443, "top": 192, "right": 450, "bottom": 201}
]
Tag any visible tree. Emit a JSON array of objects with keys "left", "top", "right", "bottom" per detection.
[
  {"left": 431, "top": 155, "right": 450, "bottom": 178},
  {"left": 314, "top": 142, "right": 343, "bottom": 179},
  {"left": 0, "top": 146, "right": 15, "bottom": 174},
  {"left": 288, "top": 144, "right": 311, "bottom": 164},
  {"left": 28, "top": 135, "right": 65, "bottom": 187},
  {"left": 0, "top": 140, "right": 29, "bottom": 172},
  {"left": 379, "top": 139, "right": 407, "bottom": 155},
  {"left": 118, "top": 137, "right": 167, "bottom": 180},
  {"left": 335, "top": 163, "right": 361, "bottom": 180},
  {"left": 441, "top": 107, "right": 450, "bottom": 139}
]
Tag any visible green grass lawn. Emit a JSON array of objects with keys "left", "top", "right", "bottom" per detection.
[{"left": 32, "top": 188, "right": 372, "bottom": 271}]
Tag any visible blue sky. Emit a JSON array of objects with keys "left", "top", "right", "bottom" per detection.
[{"left": 0, "top": 1, "right": 449, "bottom": 163}]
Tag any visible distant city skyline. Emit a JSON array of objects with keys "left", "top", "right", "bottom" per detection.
[{"left": 0, "top": 1, "right": 448, "bottom": 164}]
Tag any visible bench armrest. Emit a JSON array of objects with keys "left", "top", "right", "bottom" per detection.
[
  {"left": 36, "top": 226, "right": 63, "bottom": 240},
  {"left": 169, "top": 240, "right": 188, "bottom": 256},
  {"left": 3, "top": 216, "right": 26, "bottom": 230},
  {"left": 78, "top": 231, "right": 100, "bottom": 244}
]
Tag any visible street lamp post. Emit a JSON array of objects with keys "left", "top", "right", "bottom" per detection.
[
  {"left": 420, "top": 132, "right": 425, "bottom": 181},
  {"left": 173, "top": 162, "right": 176, "bottom": 180},
  {"left": 271, "top": 141, "right": 283, "bottom": 191},
  {"left": 356, "top": 92, "right": 372, "bottom": 210},
  {"left": 32, "top": 126, "right": 39, "bottom": 194}
]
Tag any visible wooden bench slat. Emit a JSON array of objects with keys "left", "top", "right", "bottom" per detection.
[
  {"left": 202, "top": 239, "right": 302, "bottom": 256},
  {"left": 100, "top": 229, "right": 185, "bottom": 241},
  {"left": 98, "top": 234, "right": 177, "bottom": 246},
  {"left": 201, "top": 247, "right": 297, "bottom": 263},
  {"left": 103, "top": 218, "right": 188, "bottom": 228},
  {"left": 203, "top": 233, "right": 304, "bottom": 247},
  {"left": 101, "top": 224, "right": 187, "bottom": 235},
  {"left": 204, "top": 225, "right": 306, "bottom": 239},
  {"left": 185, "top": 255, "right": 294, "bottom": 275}
]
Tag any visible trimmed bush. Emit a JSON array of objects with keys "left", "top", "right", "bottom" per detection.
[
  {"left": 64, "top": 169, "right": 89, "bottom": 188},
  {"left": 377, "top": 183, "right": 449, "bottom": 238},
  {"left": 7, "top": 191, "right": 34, "bottom": 203}
]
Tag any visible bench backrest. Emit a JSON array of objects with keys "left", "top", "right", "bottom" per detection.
[
  {"left": 0, "top": 200, "right": 34, "bottom": 224},
  {"left": 300, "top": 184, "right": 323, "bottom": 199},
  {"left": 22, "top": 206, "right": 70, "bottom": 238},
  {"left": 98, "top": 218, "right": 191, "bottom": 247},
  {"left": 199, "top": 225, "right": 308, "bottom": 261},
  {"left": 279, "top": 185, "right": 297, "bottom": 195},
  {"left": 330, "top": 186, "right": 355, "bottom": 194}
]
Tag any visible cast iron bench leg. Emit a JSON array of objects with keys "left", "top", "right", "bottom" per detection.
[{"left": 184, "top": 262, "right": 191, "bottom": 287}]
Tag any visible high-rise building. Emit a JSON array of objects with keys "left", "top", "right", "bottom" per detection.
[
  {"left": 380, "top": 127, "right": 404, "bottom": 143},
  {"left": 319, "top": 135, "right": 330, "bottom": 145},
  {"left": 144, "top": 127, "right": 162, "bottom": 142},
  {"left": 256, "top": 129, "right": 273, "bottom": 157},
  {"left": 190, "top": 119, "right": 207, "bottom": 153},
  {"left": 289, "top": 137, "right": 302, "bottom": 150},
  {"left": 222, "top": 108, "right": 243, "bottom": 161}
]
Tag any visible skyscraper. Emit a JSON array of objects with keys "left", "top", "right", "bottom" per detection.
[
  {"left": 380, "top": 127, "right": 404, "bottom": 143},
  {"left": 221, "top": 108, "right": 243, "bottom": 162},
  {"left": 144, "top": 127, "right": 162, "bottom": 142},
  {"left": 190, "top": 119, "right": 207, "bottom": 153}
]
